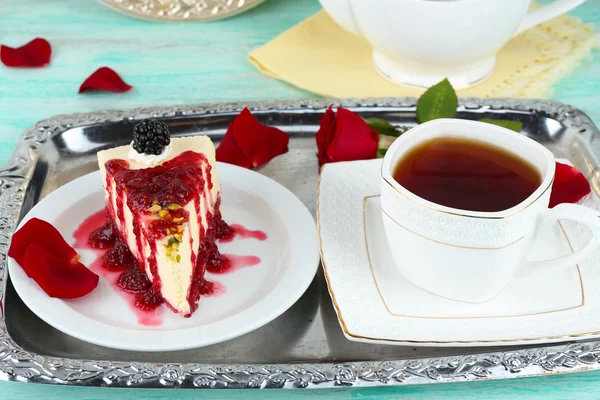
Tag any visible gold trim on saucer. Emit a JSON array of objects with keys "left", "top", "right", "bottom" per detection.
[{"left": 317, "top": 165, "right": 592, "bottom": 345}]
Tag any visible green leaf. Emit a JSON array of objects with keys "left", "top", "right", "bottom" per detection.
[
  {"left": 376, "top": 148, "right": 387, "bottom": 158},
  {"left": 416, "top": 78, "right": 458, "bottom": 123},
  {"left": 363, "top": 117, "right": 409, "bottom": 138},
  {"left": 479, "top": 118, "right": 523, "bottom": 132},
  {"left": 364, "top": 117, "right": 394, "bottom": 129}
]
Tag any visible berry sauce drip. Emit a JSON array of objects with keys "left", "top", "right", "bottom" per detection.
[
  {"left": 73, "top": 210, "right": 165, "bottom": 325},
  {"left": 89, "top": 220, "right": 117, "bottom": 249},
  {"left": 86, "top": 220, "right": 163, "bottom": 312},
  {"left": 135, "top": 288, "right": 164, "bottom": 311},
  {"left": 185, "top": 198, "right": 224, "bottom": 314},
  {"left": 74, "top": 206, "right": 260, "bottom": 322},
  {"left": 132, "top": 119, "right": 171, "bottom": 155},
  {"left": 212, "top": 199, "right": 267, "bottom": 243},
  {"left": 215, "top": 212, "right": 234, "bottom": 241},
  {"left": 117, "top": 267, "right": 152, "bottom": 293},
  {"left": 211, "top": 254, "right": 261, "bottom": 274},
  {"left": 72, "top": 209, "right": 107, "bottom": 249},
  {"left": 217, "top": 224, "right": 268, "bottom": 243},
  {"left": 102, "top": 238, "right": 135, "bottom": 271},
  {"left": 198, "top": 280, "right": 226, "bottom": 296}
]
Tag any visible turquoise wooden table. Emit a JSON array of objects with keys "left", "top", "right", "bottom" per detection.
[{"left": 1, "top": 0, "right": 599, "bottom": 398}]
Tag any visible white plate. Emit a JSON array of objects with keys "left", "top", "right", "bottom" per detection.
[
  {"left": 318, "top": 159, "right": 600, "bottom": 347},
  {"left": 8, "top": 162, "right": 319, "bottom": 352}
]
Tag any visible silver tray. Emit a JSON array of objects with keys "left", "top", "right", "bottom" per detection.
[{"left": 1, "top": 98, "right": 600, "bottom": 389}]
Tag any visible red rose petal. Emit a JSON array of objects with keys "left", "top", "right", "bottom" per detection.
[
  {"left": 316, "top": 106, "right": 337, "bottom": 166},
  {"left": 79, "top": 67, "right": 132, "bottom": 93},
  {"left": 549, "top": 162, "right": 591, "bottom": 208},
  {"left": 1, "top": 38, "right": 51, "bottom": 68},
  {"left": 316, "top": 107, "right": 379, "bottom": 166},
  {"left": 233, "top": 108, "right": 289, "bottom": 168},
  {"left": 23, "top": 243, "right": 98, "bottom": 299},
  {"left": 215, "top": 119, "right": 252, "bottom": 169},
  {"left": 216, "top": 108, "right": 289, "bottom": 169},
  {"left": 8, "top": 218, "right": 79, "bottom": 270}
]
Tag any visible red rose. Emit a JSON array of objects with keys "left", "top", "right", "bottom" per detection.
[
  {"left": 216, "top": 108, "right": 289, "bottom": 169},
  {"left": 549, "top": 162, "right": 591, "bottom": 207},
  {"left": 316, "top": 106, "right": 379, "bottom": 166}
]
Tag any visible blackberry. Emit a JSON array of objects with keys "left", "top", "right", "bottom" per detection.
[{"left": 132, "top": 119, "right": 171, "bottom": 155}]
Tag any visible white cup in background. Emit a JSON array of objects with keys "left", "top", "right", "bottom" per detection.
[{"left": 319, "top": 0, "right": 587, "bottom": 89}]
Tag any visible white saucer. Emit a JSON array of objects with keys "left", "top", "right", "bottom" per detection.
[
  {"left": 318, "top": 159, "right": 600, "bottom": 346},
  {"left": 8, "top": 163, "right": 319, "bottom": 352}
]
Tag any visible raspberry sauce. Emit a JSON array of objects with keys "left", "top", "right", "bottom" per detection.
[
  {"left": 199, "top": 280, "right": 227, "bottom": 296},
  {"left": 117, "top": 267, "right": 152, "bottom": 293},
  {"left": 103, "top": 238, "right": 135, "bottom": 271},
  {"left": 88, "top": 220, "right": 117, "bottom": 249},
  {"left": 217, "top": 224, "right": 268, "bottom": 243},
  {"left": 73, "top": 151, "right": 265, "bottom": 323},
  {"left": 210, "top": 254, "right": 262, "bottom": 274},
  {"left": 74, "top": 209, "right": 166, "bottom": 325},
  {"left": 75, "top": 207, "right": 262, "bottom": 324},
  {"left": 104, "top": 151, "right": 211, "bottom": 213},
  {"left": 72, "top": 209, "right": 108, "bottom": 249}
]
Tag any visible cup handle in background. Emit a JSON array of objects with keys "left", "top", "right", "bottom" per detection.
[
  {"left": 524, "top": 203, "right": 600, "bottom": 273},
  {"left": 514, "top": 0, "right": 587, "bottom": 36}
]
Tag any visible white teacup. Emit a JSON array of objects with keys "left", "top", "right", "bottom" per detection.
[
  {"left": 319, "top": 0, "right": 587, "bottom": 89},
  {"left": 381, "top": 119, "right": 600, "bottom": 303}
]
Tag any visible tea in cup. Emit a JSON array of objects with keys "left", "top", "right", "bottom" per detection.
[{"left": 380, "top": 119, "right": 600, "bottom": 303}]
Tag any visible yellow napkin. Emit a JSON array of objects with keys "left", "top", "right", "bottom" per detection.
[{"left": 249, "top": 9, "right": 599, "bottom": 98}]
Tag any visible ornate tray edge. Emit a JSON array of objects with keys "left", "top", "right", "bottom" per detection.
[{"left": 0, "top": 98, "right": 599, "bottom": 388}]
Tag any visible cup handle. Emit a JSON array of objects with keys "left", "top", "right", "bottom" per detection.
[
  {"left": 514, "top": 0, "right": 587, "bottom": 37},
  {"left": 524, "top": 203, "right": 600, "bottom": 273}
]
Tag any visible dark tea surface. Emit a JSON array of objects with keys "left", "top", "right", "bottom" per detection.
[{"left": 392, "top": 137, "right": 542, "bottom": 212}]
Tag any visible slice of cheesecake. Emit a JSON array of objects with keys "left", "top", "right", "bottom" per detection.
[{"left": 97, "top": 135, "right": 223, "bottom": 317}]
